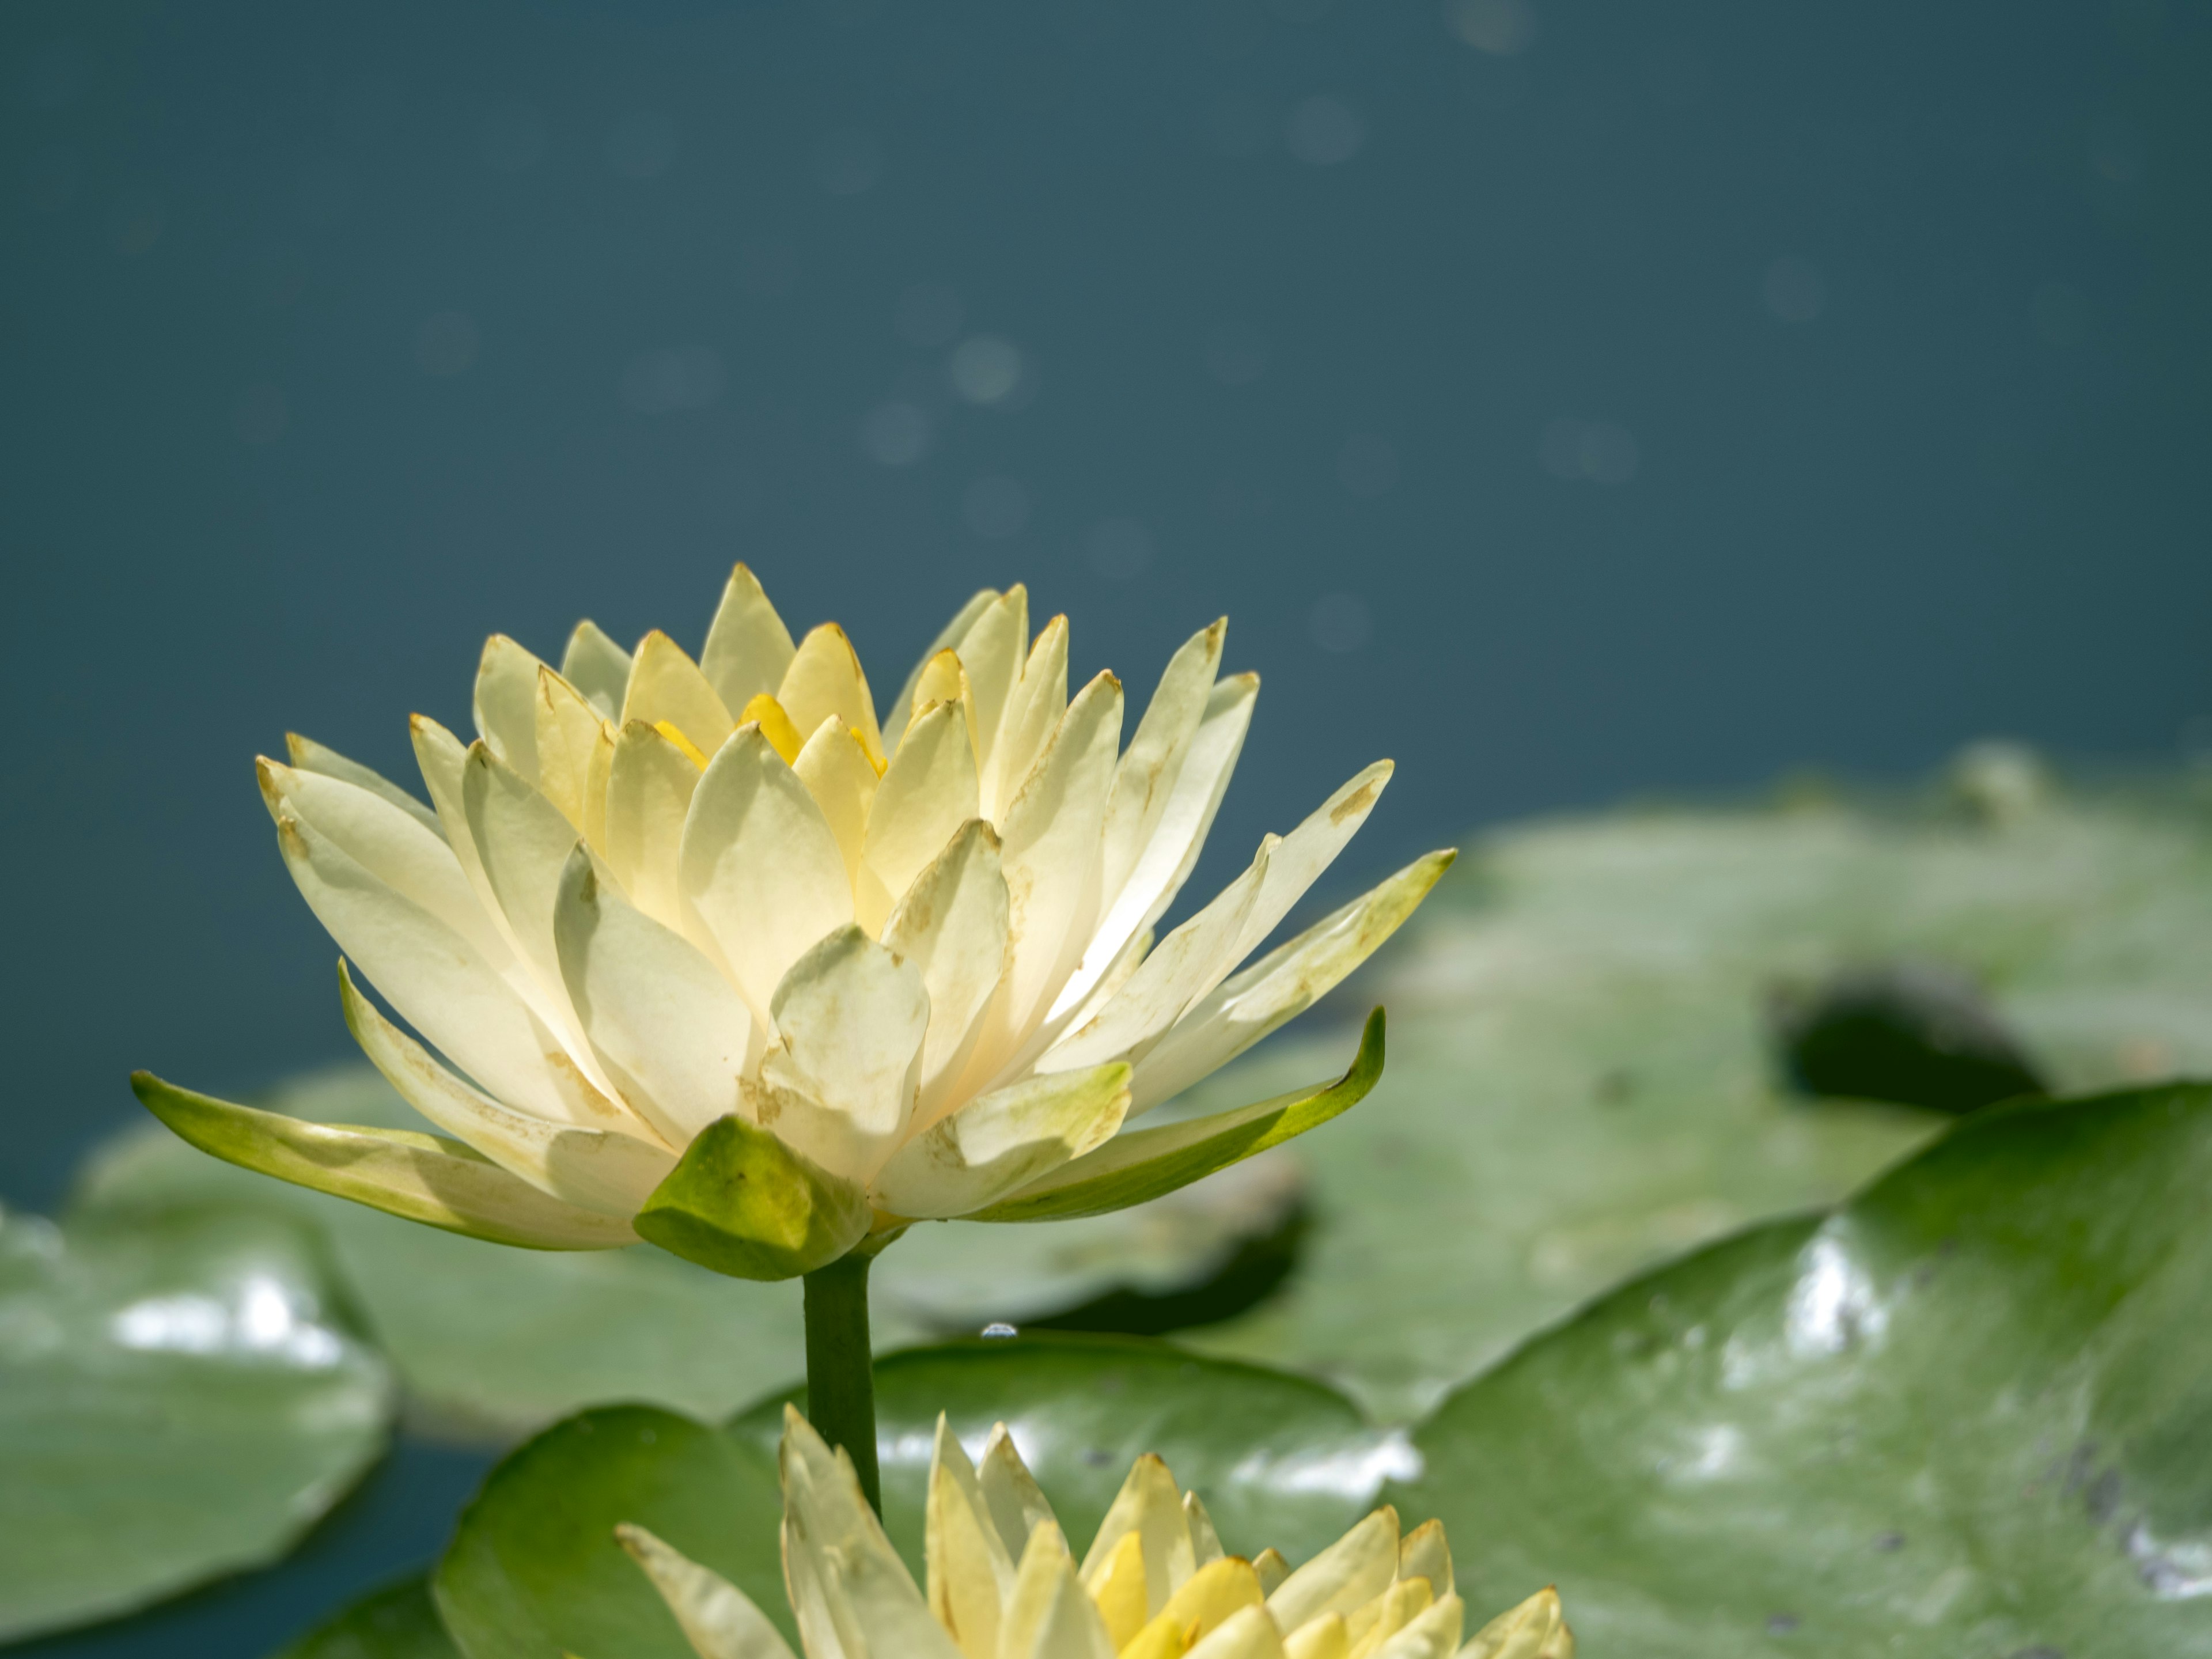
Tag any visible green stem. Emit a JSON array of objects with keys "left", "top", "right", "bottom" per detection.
[{"left": 801, "top": 1251, "right": 881, "bottom": 1514}]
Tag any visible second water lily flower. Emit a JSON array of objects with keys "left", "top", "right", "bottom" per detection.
[
  {"left": 135, "top": 568, "right": 1450, "bottom": 1278},
  {"left": 622, "top": 1407, "right": 1573, "bottom": 1659}
]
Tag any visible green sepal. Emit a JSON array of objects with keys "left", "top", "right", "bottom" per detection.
[
  {"left": 969, "top": 1007, "right": 1387, "bottom": 1222},
  {"left": 130, "top": 1071, "right": 638, "bottom": 1251},
  {"left": 632, "top": 1112, "right": 872, "bottom": 1280}
]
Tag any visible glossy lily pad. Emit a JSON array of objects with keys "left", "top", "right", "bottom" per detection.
[
  {"left": 1393, "top": 1080, "right": 2212, "bottom": 1656},
  {"left": 275, "top": 1577, "right": 461, "bottom": 1659},
  {"left": 1180, "top": 762, "right": 2212, "bottom": 1418},
  {"left": 0, "top": 1205, "right": 394, "bottom": 1642},
  {"left": 433, "top": 1333, "right": 1392, "bottom": 1656},
  {"left": 79, "top": 1067, "right": 1302, "bottom": 1440}
]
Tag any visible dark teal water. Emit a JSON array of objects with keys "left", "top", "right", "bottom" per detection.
[{"left": 3, "top": 0, "right": 2209, "bottom": 1650}]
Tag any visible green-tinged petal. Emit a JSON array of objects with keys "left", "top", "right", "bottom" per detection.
[
  {"left": 618, "top": 1525, "right": 798, "bottom": 1659},
  {"left": 755, "top": 925, "right": 930, "bottom": 1182},
  {"left": 274, "top": 1576, "right": 463, "bottom": 1659},
  {"left": 285, "top": 731, "right": 445, "bottom": 836},
  {"left": 700, "top": 564, "right": 798, "bottom": 715},
  {"left": 130, "top": 1071, "right": 639, "bottom": 1249},
  {"left": 561, "top": 619, "right": 635, "bottom": 721},
  {"left": 634, "top": 1113, "right": 872, "bottom": 1280},
  {"left": 1131, "top": 851, "right": 1450, "bottom": 1115},
  {"left": 339, "top": 961, "right": 674, "bottom": 1214},
  {"left": 873, "top": 1064, "right": 1130, "bottom": 1222},
  {"left": 969, "top": 1010, "right": 1383, "bottom": 1222},
  {"left": 474, "top": 633, "right": 549, "bottom": 783}
]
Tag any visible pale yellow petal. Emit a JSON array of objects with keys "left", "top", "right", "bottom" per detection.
[
  {"left": 1089, "top": 1530, "right": 1150, "bottom": 1650},
  {"left": 1284, "top": 1615, "right": 1349, "bottom": 1659},
  {"left": 1221, "top": 762, "right": 1393, "bottom": 971},
  {"left": 1266, "top": 1509, "right": 1399, "bottom": 1633},
  {"left": 700, "top": 563, "right": 797, "bottom": 713},
  {"left": 1132, "top": 1557, "right": 1264, "bottom": 1654},
  {"left": 284, "top": 732, "right": 443, "bottom": 835},
  {"left": 885, "top": 586, "right": 998, "bottom": 755},
  {"left": 1369, "top": 1596, "right": 1460, "bottom": 1659},
  {"left": 1397, "top": 1522, "right": 1451, "bottom": 1603},
  {"left": 535, "top": 665, "right": 611, "bottom": 832},
  {"left": 474, "top": 633, "right": 548, "bottom": 782},
  {"left": 740, "top": 694, "right": 807, "bottom": 766},
  {"left": 1097, "top": 619, "right": 1226, "bottom": 908},
  {"left": 980, "top": 614, "right": 1066, "bottom": 821},
  {"left": 1184, "top": 1492, "right": 1226, "bottom": 1569},
  {"left": 949, "top": 585, "right": 1027, "bottom": 774},
  {"left": 794, "top": 715, "right": 880, "bottom": 885},
  {"left": 753, "top": 925, "right": 927, "bottom": 1182},
  {"left": 618, "top": 1523, "right": 796, "bottom": 1659},
  {"left": 339, "top": 961, "right": 673, "bottom": 1213},
  {"left": 907, "top": 649, "right": 966, "bottom": 728},
  {"left": 1131, "top": 852, "right": 1452, "bottom": 1115},
  {"left": 561, "top": 619, "right": 634, "bottom": 721},
  {"left": 624, "top": 629, "right": 737, "bottom": 757},
  {"left": 928, "top": 1415, "right": 1015, "bottom": 1659},
  {"left": 979, "top": 1425, "right": 1059, "bottom": 1561},
  {"left": 884, "top": 821, "right": 1011, "bottom": 1118},
  {"left": 605, "top": 719, "right": 706, "bottom": 931},
  {"left": 554, "top": 847, "right": 755, "bottom": 1146},
  {"left": 857, "top": 698, "right": 980, "bottom": 935},
  {"left": 461, "top": 740, "right": 590, "bottom": 1020},
  {"left": 999, "top": 1521, "right": 1116, "bottom": 1659},
  {"left": 1456, "top": 1589, "right": 1570, "bottom": 1659},
  {"left": 679, "top": 726, "right": 855, "bottom": 1021},
  {"left": 1253, "top": 1552, "right": 1290, "bottom": 1598},
  {"left": 778, "top": 623, "right": 884, "bottom": 770},
  {"left": 1079, "top": 1452, "right": 1191, "bottom": 1619},
  {"left": 870, "top": 1063, "right": 1128, "bottom": 1221},
  {"left": 1346, "top": 1577, "right": 1431, "bottom": 1659},
  {"left": 1185, "top": 1605, "right": 1286, "bottom": 1659}
]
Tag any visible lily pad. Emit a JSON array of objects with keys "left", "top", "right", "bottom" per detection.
[
  {"left": 434, "top": 1333, "right": 1391, "bottom": 1657},
  {"left": 1393, "top": 1080, "right": 2212, "bottom": 1656},
  {"left": 0, "top": 1204, "right": 394, "bottom": 1642},
  {"left": 1179, "top": 762, "right": 2212, "bottom": 1417},
  {"left": 276, "top": 1577, "right": 461, "bottom": 1659},
  {"left": 79, "top": 1067, "right": 1302, "bottom": 1440}
]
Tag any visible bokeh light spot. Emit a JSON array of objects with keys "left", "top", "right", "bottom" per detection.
[
  {"left": 1443, "top": 0, "right": 1536, "bottom": 56},
  {"left": 1285, "top": 96, "right": 1365, "bottom": 165},
  {"left": 949, "top": 335, "right": 1024, "bottom": 405},
  {"left": 1309, "top": 592, "right": 1373, "bottom": 653}
]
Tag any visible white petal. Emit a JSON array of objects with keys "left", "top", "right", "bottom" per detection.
[
  {"left": 1222, "top": 761, "right": 1393, "bottom": 971},
  {"left": 340, "top": 963, "right": 673, "bottom": 1214},
  {"left": 1098, "top": 619, "right": 1226, "bottom": 906},
  {"left": 605, "top": 718, "right": 705, "bottom": 931},
  {"left": 1038, "top": 850, "right": 1266, "bottom": 1074},
  {"left": 284, "top": 732, "right": 444, "bottom": 835},
  {"left": 1050, "top": 672, "right": 1256, "bottom": 1023},
  {"left": 779, "top": 623, "right": 885, "bottom": 770},
  {"left": 474, "top": 634, "right": 548, "bottom": 782},
  {"left": 779, "top": 1408, "right": 930, "bottom": 1654},
  {"left": 534, "top": 665, "right": 612, "bottom": 832},
  {"left": 886, "top": 586, "right": 999, "bottom": 754},
  {"left": 870, "top": 1063, "right": 1128, "bottom": 1220},
  {"left": 618, "top": 1524, "right": 798, "bottom": 1659},
  {"left": 561, "top": 620, "right": 634, "bottom": 721},
  {"left": 883, "top": 821, "right": 1010, "bottom": 1119},
  {"left": 554, "top": 846, "right": 755, "bottom": 1147},
  {"left": 700, "top": 563, "right": 798, "bottom": 714},
  {"left": 271, "top": 803, "right": 615, "bottom": 1128},
  {"left": 752, "top": 926, "right": 927, "bottom": 1182},
  {"left": 794, "top": 715, "right": 880, "bottom": 887},
  {"left": 978, "top": 1426, "right": 1059, "bottom": 1560},
  {"left": 980, "top": 614, "right": 1067, "bottom": 822},
  {"left": 858, "top": 699, "right": 980, "bottom": 935},
  {"left": 461, "top": 740, "right": 589, "bottom": 1016},
  {"left": 679, "top": 726, "right": 855, "bottom": 1021},
  {"left": 1131, "top": 851, "right": 1452, "bottom": 1113},
  {"left": 624, "top": 629, "right": 737, "bottom": 756}
]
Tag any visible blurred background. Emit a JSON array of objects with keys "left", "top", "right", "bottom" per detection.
[
  {"left": 6, "top": 0, "right": 2212, "bottom": 1207},
  {"left": 6, "top": 1, "right": 2212, "bottom": 1652}
]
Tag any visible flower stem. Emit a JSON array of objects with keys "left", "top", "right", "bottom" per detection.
[{"left": 801, "top": 1251, "right": 881, "bottom": 1514}]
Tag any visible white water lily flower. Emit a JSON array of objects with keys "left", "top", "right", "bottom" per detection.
[
  {"left": 620, "top": 1406, "right": 1574, "bottom": 1659},
  {"left": 135, "top": 569, "right": 1450, "bottom": 1278}
]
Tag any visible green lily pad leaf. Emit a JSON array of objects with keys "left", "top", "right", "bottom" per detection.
[
  {"left": 433, "top": 1334, "right": 1391, "bottom": 1657},
  {"left": 274, "top": 1576, "right": 461, "bottom": 1659},
  {"left": 968, "top": 1009, "right": 1384, "bottom": 1222},
  {"left": 1395, "top": 1081, "right": 2212, "bottom": 1656},
  {"left": 81, "top": 1067, "right": 1304, "bottom": 1439},
  {"left": 0, "top": 1205, "right": 394, "bottom": 1642},
  {"left": 1180, "top": 763, "right": 2212, "bottom": 1418}
]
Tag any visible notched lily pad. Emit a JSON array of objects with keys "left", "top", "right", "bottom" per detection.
[
  {"left": 1181, "top": 760, "right": 2212, "bottom": 1418},
  {"left": 0, "top": 1204, "right": 394, "bottom": 1642},
  {"left": 1395, "top": 1081, "right": 2212, "bottom": 1657}
]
